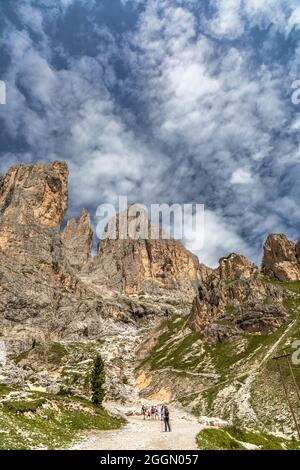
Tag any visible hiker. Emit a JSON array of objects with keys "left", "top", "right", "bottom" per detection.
[
  {"left": 151, "top": 405, "right": 155, "bottom": 420},
  {"left": 155, "top": 405, "right": 159, "bottom": 420},
  {"left": 163, "top": 405, "right": 171, "bottom": 432},
  {"left": 141, "top": 405, "right": 146, "bottom": 420},
  {"left": 160, "top": 405, "right": 164, "bottom": 421}
]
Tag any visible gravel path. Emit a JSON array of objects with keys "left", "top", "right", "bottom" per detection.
[{"left": 71, "top": 405, "right": 202, "bottom": 450}]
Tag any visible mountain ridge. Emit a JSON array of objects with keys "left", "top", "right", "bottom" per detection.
[{"left": 0, "top": 160, "right": 300, "bottom": 445}]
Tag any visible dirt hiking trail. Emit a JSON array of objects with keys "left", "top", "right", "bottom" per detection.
[{"left": 71, "top": 404, "right": 202, "bottom": 450}]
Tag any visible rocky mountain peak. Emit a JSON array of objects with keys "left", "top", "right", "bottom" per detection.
[
  {"left": 262, "top": 233, "right": 300, "bottom": 281},
  {"left": 0, "top": 161, "right": 68, "bottom": 227},
  {"left": 85, "top": 205, "right": 207, "bottom": 298},
  {"left": 61, "top": 208, "right": 93, "bottom": 271},
  {"left": 218, "top": 253, "right": 257, "bottom": 281}
]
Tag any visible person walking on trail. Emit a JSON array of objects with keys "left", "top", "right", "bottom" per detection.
[
  {"left": 163, "top": 405, "right": 171, "bottom": 432},
  {"left": 141, "top": 405, "right": 146, "bottom": 420},
  {"left": 160, "top": 405, "right": 164, "bottom": 421}
]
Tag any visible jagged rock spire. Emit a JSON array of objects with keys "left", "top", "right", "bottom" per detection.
[
  {"left": 0, "top": 161, "right": 68, "bottom": 227},
  {"left": 62, "top": 208, "right": 93, "bottom": 271}
]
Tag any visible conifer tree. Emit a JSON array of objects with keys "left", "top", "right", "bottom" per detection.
[{"left": 91, "top": 354, "right": 105, "bottom": 406}]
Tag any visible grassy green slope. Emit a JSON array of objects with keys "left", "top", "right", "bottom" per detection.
[
  {"left": 137, "top": 281, "right": 300, "bottom": 438},
  {"left": 196, "top": 427, "right": 300, "bottom": 450},
  {"left": 0, "top": 386, "right": 124, "bottom": 450}
]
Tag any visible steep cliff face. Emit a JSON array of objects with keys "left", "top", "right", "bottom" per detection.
[
  {"left": 91, "top": 238, "right": 204, "bottom": 297},
  {"left": 0, "top": 161, "right": 68, "bottom": 227},
  {"left": 85, "top": 208, "right": 209, "bottom": 299},
  {"left": 262, "top": 234, "right": 300, "bottom": 281},
  {"left": 0, "top": 162, "right": 78, "bottom": 353},
  {"left": 0, "top": 161, "right": 71, "bottom": 279},
  {"left": 189, "top": 253, "right": 287, "bottom": 343},
  {"left": 61, "top": 209, "right": 93, "bottom": 271},
  {"left": 0, "top": 163, "right": 106, "bottom": 355}
]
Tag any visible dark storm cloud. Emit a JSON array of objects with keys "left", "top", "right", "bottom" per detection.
[{"left": 0, "top": 0, "right": 300, "bottom": 266}]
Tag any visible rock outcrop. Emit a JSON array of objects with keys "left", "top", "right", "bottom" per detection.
[
  {"left": 0, "top": 161, "right": 81, "bottom": 353},
  {"left": 189, "top": 253, "right": 288, "bottom": 343},
  {"left": 0, "top": 162, "right": 69, "bottom": 269},
  {"left": 85, "top": 207, "right": 208, "bottom": 299},
  {"left": 262, "top": 234, "right": 300, "bottom": 281},
  {"left": 0, "top": 161, "right": 68, "bottom": 227},
  {"left": 61, "top": 209, "right": 93, "bottom": 271}
]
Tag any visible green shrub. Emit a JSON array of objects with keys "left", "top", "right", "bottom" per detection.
[
  {"left": 48, "top": 343, "right": 67, "bottom": 366},
  {"left": 57, "top": 387, "right": 74, "bottom": 397},
  {"left": 3, "top": 398, "right": 46, "bottom": 414}
]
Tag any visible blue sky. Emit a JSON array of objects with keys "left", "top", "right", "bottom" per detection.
[{"left": 0, "top": 0, "right": 300, "bottom": 266}]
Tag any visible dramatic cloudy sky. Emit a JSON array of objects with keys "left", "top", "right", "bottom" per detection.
[{"left": 1, "top": 0, "right": 300, "bottom": 267}]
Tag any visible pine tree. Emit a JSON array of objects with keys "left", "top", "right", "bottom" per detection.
[{"left": 90, "top": 354, "right": 105, "bottom": 407}]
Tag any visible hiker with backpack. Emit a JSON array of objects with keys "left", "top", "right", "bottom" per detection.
[
  {"left": 163, "top": 405, "right": 171, "bottom": 432},
  {"left": 160, "top": 405, "right": 164, "bottom": 421}
]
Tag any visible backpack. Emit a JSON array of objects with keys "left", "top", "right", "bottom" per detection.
[{"left": 164, "top": 408, "right": 169, "bottom": 418}]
